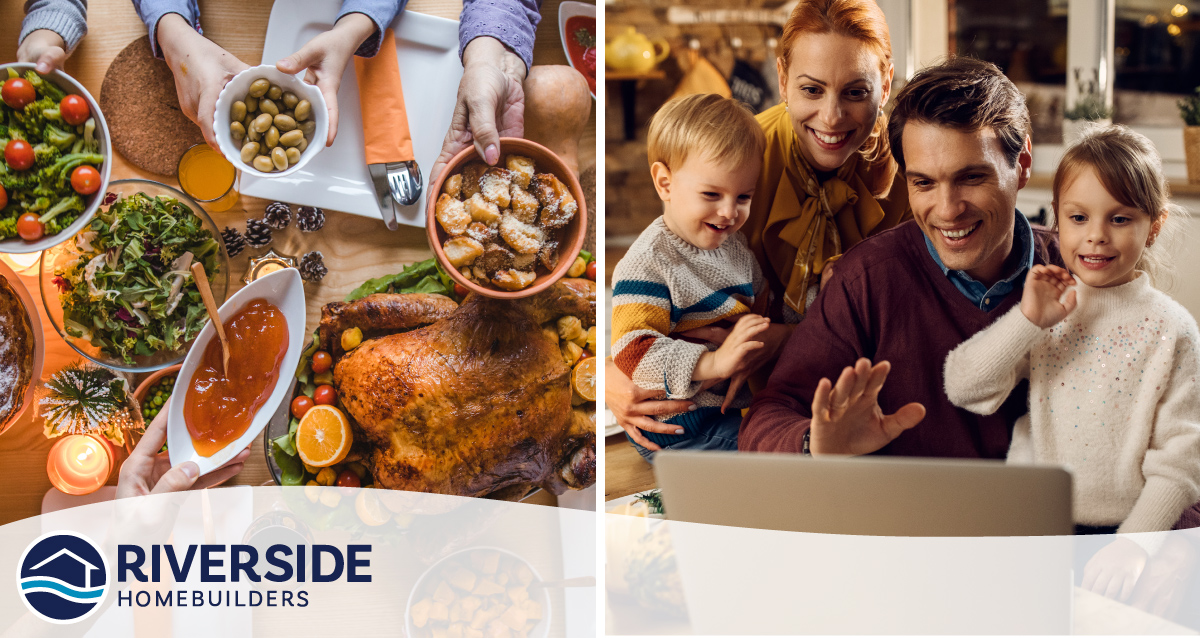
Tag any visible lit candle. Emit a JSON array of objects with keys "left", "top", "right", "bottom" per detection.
[
  {"left": 0, "top": 251, "right": 42, "bottom": 275},
  {"left": 46, "top": 435, "right": 112, "bottom": 495}
]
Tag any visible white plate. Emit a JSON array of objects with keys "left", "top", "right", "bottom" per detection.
[
  {"left": 241, "top": 4, "right": 463, "bottom": 227},
  {"left": 0, "top": 63, "right": 112, "bottom": 254},
  {"left": 0, "top": 261, "right": 44, "bottom": 436},
  {"left": 406, "top": 547, "right": 551, "bottom": 638},
  {"left": 557, "top": 1, "right": 597, "bottom": 98},
  {"left": 167, "top": 268, "right": 306, "bottom": 476}
]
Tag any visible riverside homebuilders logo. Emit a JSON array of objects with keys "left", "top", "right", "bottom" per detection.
[{"left": 16, "top": 532, "right": 110, "bottom": 624}]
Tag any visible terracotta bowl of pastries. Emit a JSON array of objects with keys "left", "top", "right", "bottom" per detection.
[{"left": 427, "top": 138, "right": 587, "bottom": 299}]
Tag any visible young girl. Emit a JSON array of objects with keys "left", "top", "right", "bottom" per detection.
[{"left": 944, "top": 125, "right": 1200, "bottom": 544}]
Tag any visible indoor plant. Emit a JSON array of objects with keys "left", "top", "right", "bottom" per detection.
[
  {"left": 1063, "top": 68, "right": 1113, "bottom": 144},
  {"left": 1179, "top": 86, "right": 1200, "bottom": 183}
]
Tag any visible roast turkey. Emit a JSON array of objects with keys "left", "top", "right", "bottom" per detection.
[{"left": 321, "top": 278, "right": 596, "bottom": 498}]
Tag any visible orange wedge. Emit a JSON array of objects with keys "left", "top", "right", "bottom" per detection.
[
  {"left": 296, "top": 404, "right": 353, "bottom": 468},
  {"left": 572, "top": 356, "right": 596, "bottom": 402}
]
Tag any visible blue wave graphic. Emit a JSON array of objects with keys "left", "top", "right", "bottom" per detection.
[{"left": 20, "top": 577, "right": 105, "bottom": 601}]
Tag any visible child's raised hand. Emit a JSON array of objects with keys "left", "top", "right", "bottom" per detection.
[
  {"left": 693, "top": 314, "right": 768, "bottom": 385},
  {"left": 17, "top": 30, "right": 68, "bottom": 74},
  {"left": 1021, "top": 264, "right": 1077, "bottom": 329},
  {"left": 1082, "top": 538, "right": 1149, "bottom": 602}
]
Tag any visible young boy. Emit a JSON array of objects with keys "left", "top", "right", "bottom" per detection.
[{"left": 611, "top": 93, "right": 786, "bottom": 461}]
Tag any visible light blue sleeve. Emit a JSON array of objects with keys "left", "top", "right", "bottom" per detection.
[
  {"left": 129, "top": 0, "right": 200, "bottom": 59},
  {"left": 459, "top": 0, "right": 543, "bottom": 73},
  {"left": 338, "top": 0, "right": 409, "bottom": 58},
  {"left": 21, "top": 0, "right": 88, "bottom": 53}
]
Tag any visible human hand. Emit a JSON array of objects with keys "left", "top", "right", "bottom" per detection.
[
  {"left": 17, "top": 30, "right": 68, "bottom": 74},
  {"left": 431, "top": 37, "right": 526, "bottom": 181},
  {"left": 721, "top": 323, "right": 794, "bottom": 413},
  {"left": 695, "top": 314, "right": 768, "bottom": 382},
  {"left": 116, "top": 397, "right": 251, "bottom": 499},
  {"left": 157, "top": 14, "right": 250, "bottom": 149},
  {"left": 1082, "top": 537, "right": 1149, "bottom": 602},
  {"left": 1021, "top": 264, "right": 1077, "bottom": 329},
  {"left": 1127, "top": 532, "right": 1197, "bottom": 619},
  {"left": 276, "top": 12, "right": 376, "bottom": 147},
  {"left": 810, "top": 358, "right": 925, "bottom": 455},
  {"left": 606, "top": 358, "right": 696, "bottom": 452}
]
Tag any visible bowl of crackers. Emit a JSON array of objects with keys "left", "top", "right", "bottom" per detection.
[
  {"left": 212, "top": 65, "right": 328, "bottom": 178},
  {"left": 428, "top": 138, "right": 587, "bottom": 299}
]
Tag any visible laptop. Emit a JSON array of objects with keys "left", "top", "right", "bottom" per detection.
[{"left": 649, "top": 451, "right": 1075, "bottom": 634}]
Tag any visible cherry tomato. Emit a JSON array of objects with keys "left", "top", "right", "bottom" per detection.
[
  {"left": 580, "top": 349, "right": 593, "bottom": 360},
  {"left": 0, "top": 184, "right": 7, "bottom": 210},
  {"left": 336, "top": 469, "right": 361, "bottom": 488},
  {"left": 2, "top": 78, "right": 35, "bottom": 110},
  {"left": 586, "top": 260, "right": 596, "bottom": 280},
  {"left": 314, "top": 384, "right": 337, "bottom": 406},
  {"left": 16, "top": 213, "right": 44, "bottom": 241},
  {"left": 454, "top": 283, "right": 469, "bottom": 298},
  {"left": 70, "top": 165, "right": 101, "bottom": 195},
  {"left": 311, "top": 351, "right": 332, "bottom": 374},
  {"left": 59, "top": 94, "right": 90, "bottom": 126},
  {"left": 290, "top": 395, "right": 314, "bottom": 419},
  {"left": 5, "top": 139, "right": 34, "bottom": 171}
]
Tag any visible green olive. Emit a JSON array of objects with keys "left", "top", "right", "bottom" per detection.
[
  {"left": 300, "top": 120, "right": 317, "bottom": 138},
  {"left": 274, "top": 114, "right": 297, "bottom": 132},
  {"left": 247, "top": 126, "right": 261, "bottom": 142},
  {"left": 285, "top": 147, "right": 302, "bottom": 165},
  {"left": 295, "top": 137, "right": 308, "bottom": 153},
  {"left": 279, "top": 129, "right": 304, "bottom": 147},
  {"left": 244, "top": 95, "right": 259, "bottom": 112},
  {"left": 248, "top": 78, "right": 270, "bottom": 98},
  {"left": 252, "top": 113, "right": 273, "bottom": 133},
  {"left": 253, "top": 155, "right": 275, "bottom": 172},
  {"left": 259, "top": 98, "right": 279, "bottom": 117},
  {"left": 230, "top": 121, "right": 246, "bottom": 142},
  {"left": 294, "top": 100, "right": 311, "bottom": 121},
  {"left": 267, "top": 84, "right": 283, "bottom": 101},
  {"left": 265, "top": 126, "right": 280, "bottom": 149},
  {"left": 271, "top": 146, "right": 288, "bottom": 171},
  {"left": 231, "top": 101, "right": 247, "bottom": 122},
  {"left": 282, "top": 91, "right": 299, "bottom": 109},
  {"left": 240, "top": 141, "right": 260, "bottom": 163}
]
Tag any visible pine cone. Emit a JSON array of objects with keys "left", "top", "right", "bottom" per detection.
[
  {"left": 263, "top": 201, "right": 292, "bottom": 229},
  {"left": 245, "top": 219, "right": 273, "bottom": 248},
  {"left": 221, "top": 226, "right": 247, "bottom": 257},
  {"left": 296, "top": 206, "right": 326, "bottom": 232},
  {"left": 299, "top": 251, "right": 327, "bottom": 282}
]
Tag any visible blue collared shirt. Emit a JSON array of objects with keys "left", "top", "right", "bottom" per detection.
[{"left": 923, "top": 212, "right": 1034, "bottom": 311}]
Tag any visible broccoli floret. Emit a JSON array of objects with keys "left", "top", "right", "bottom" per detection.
[
  {"left": 24, "top": 70, "right": 65, "bottom": 102},
  {"left": 33, "top": 143, "right": 60, "bottom": 168},
  {"left": 43, "top": 123, "right": 76, "bottom": 150},
  {"left": 0, "top": 172, "right": 40, "bottom": 192},
  {"left": 0, "top": 217, "right": 15, "bottom": 240},
  {"left": 39, "top": 194, "right": 84, "bottom": 224},
  {"left": 25, "top": 196, "right": 51, "bottom": 212},
  {"left": 21, "top": 97, "right": 58, "bottom": 134}
]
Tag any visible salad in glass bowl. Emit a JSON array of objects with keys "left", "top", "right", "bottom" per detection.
[{"left": 40, "top": 179, "right": 228, "bottom": 372}]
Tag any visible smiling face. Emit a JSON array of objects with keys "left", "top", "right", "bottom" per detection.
[
  {"left": 652, "top": 152, "right": 760, "bottom": 250},
  {"left": 1055, "top": 165, "right": 1153, "bottom": 288},
  {"left": 776, "top": 32, "right": 892, "bottom": 173},
  {"left": 902, "top": 121, "right": 1032, "bottom": 286}
]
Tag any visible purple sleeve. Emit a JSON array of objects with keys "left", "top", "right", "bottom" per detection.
[
  {"left": 338, "top": 0, "right": 408, "bottom": 58},
  {"left": 459, "top": 0, "right": 542, "bottom": 73},
  {"left": 130, "top": 0, "right": 200, "bottom": 59}
]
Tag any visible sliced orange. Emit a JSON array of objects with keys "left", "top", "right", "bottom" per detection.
[
  {"left": 356, "top": 490, "right": 391, "bottom": 526},
  {"left": 572, "top": 356, "right": 596, "bottom": 402},
  {"left": 296, "top": 404, "right": 353, "bottom": 468}
]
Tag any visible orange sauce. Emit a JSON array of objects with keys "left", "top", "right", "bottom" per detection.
[{"left": 184, "top": 298, "right": 289, "bottom": 457}]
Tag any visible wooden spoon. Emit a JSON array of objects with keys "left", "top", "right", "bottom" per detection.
[{"left": 191, "top": 262, "right": 230, "bottom": 377}]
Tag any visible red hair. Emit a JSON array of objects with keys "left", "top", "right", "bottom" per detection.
[{"left": 778, "top": 0, "right": 894, "bottom": 191}]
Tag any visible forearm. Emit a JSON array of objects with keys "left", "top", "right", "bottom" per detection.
[
  {"left": 612, "top": 331, "right": 707, "bottom": 399},
  {"left": 155, "top": 13, "right": 206, "bottom": 73},
  {"left": 21, "top": 0, "right": 87, "bottom": 52},
  {"left": 462, "top": 36, "right": 528, "bottom": 82},
  {"left": 131, "top": 0, "right": 199, "bottom": 59},
  {"left": 943, "top": 305, "right": 1039, "bottom": 415},
  {"left": 337, "top": 0, "right": 407, "bottom": 57},
  {"left": 459, "top": 0, "right": 540, "bottom": 74}
]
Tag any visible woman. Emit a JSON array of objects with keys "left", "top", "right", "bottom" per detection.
[{"left": 608, "top": 0, "right": 910, "bottom": 451}]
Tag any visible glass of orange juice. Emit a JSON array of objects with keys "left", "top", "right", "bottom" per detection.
[{"left": 178, "top": 144, "right": 239, "bottom": 212}]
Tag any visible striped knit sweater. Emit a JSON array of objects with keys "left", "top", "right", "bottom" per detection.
[{"left": 611, "top": 217, "right": 765, "bottom": 447}]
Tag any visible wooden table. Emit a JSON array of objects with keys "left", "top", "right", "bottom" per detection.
[
  {"left": 0, "top": 0, "right": 594, "bottom": 526},
  {"left": 604, "top": 432, "right": 656, "bottom": 502}
]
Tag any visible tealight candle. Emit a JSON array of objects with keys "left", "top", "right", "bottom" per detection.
[
  {"left": 0, "top": 251, "right": 42, "bottom": 275},
  {"left": 243, "top": 250, "right": 297, "bottom": 284},
  {"left": 46, "top": 435, "right": 112, "bottom": 495}
]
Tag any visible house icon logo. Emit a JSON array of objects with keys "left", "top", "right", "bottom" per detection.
[{"left": 15, "top": 531, "right": 110, "bottom": 624}]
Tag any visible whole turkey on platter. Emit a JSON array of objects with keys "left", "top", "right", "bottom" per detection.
[{"left": 319, "top": 278, "right": 596, "bottom": 498}]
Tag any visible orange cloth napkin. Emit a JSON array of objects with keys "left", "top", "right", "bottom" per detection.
[{"left": 354, "top": 29, "right": 413, "bottom": 163}]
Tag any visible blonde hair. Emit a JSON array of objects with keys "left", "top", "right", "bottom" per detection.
[
  {"left": 647, "top": 94, "right": 766, "bottom": 172},
  {"left": 1052, "top": 123, "right": 1183, "bottom": 286}
]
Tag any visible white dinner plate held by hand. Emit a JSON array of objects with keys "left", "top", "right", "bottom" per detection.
[{"left": 167, "top": 268, "right": 306, "bottom": 476}]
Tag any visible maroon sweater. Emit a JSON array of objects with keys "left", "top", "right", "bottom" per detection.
[{"left": 741, "top": 220, "right": 1045, "bottom": 457}]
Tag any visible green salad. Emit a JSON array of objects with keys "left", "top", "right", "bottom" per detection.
[
  {"left": 53, "top": 192, "right": 222, "bottom": 365},
  {"left": 0, "top": 69, "right": 104, "bottom": 241}
]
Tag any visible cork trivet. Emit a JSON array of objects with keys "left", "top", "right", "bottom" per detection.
[
  {"left": 580, "top": 164, "right": 595, "bottom": 254},
  {"left": 100, "top": 36, "right": 205, "bottom": 176}
]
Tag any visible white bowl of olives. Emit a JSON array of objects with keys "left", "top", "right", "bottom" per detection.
[{"left": 213, "top": 64, "right": 329, "bottom": 178}]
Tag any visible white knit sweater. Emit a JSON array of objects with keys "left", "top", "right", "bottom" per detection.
[{"left": 944, "top": 274, "right": 1200, "bottom": 532}]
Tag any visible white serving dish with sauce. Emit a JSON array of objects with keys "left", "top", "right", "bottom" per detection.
[{"left": 167, "top": 267, "right": 306, "bottom": 475}]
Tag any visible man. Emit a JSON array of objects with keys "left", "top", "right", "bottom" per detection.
[{"left": 740, "top": 56, "right": 1043, "bottom": 458}]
